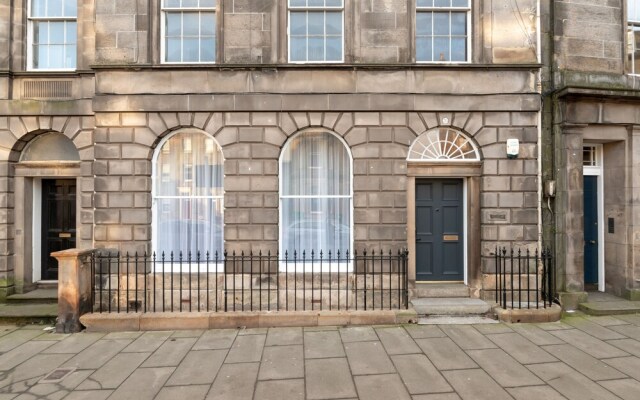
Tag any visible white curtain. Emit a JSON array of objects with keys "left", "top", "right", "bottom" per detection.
[
  {"left": 154, "top": 131, "right": 223, "bottom": 256},
  {"left": 281, "top": 131, "right": 351, "bottom": 255}
]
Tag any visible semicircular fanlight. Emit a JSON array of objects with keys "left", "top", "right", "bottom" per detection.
[{"left": 408, "top": 128, "right": 480, "bottom": 162}]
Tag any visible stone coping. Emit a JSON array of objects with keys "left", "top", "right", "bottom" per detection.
[
  {"left": 493, "top": 304, "right": 562, "bottom": 323},
  {"left": 80, "top": 309, "right": 419, "bottom": 332}
]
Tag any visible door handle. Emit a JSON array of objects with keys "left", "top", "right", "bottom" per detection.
[
  {"left": 589, "top": 240, "right": 596, "bottom": 244},
  {"left": 416, "top": 238, "right": 422, "bottom": 241}
]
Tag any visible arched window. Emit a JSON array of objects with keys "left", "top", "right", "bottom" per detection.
[
  {"left": 280, "top": 130, "right": 352, "bottom": 254},
  {"left": 153, "top": 130, "right": 223, "bottom": 255},
  {"left": 408, "top": 128, "right": 480, "bottom": 162}
]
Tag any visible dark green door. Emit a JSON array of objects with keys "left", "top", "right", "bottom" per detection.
[
  {"left": 42, "top": 179, "right": 76, "bottom": 280},
  {"left": 416, "top": 179, "right": 464, "bottom": 281},
  {"left": 583, "top": 176, "right": 598, "bottom": 285}
]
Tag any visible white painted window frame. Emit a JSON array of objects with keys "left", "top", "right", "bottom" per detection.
[
  {"left": 407, "top": 128, "right": 481, "bottom": 162},
  {"left": 160, "top": 0, "right": 217, "bottom": 65},
  {"left": 287, "top": 0, "right": 345, "bottom": 64},
  {"left": 26, "top": 0, "right": 77, "bottom": 71},
  {"left": 583, "top": 143, "right": 605, "bottom": 292},
  {"left": 628, "top": 0, "right": 640, "bottom": 75},
  {"left": 416, "top": 0, "right": 472, "bottom": 64},
  {"left": 151, "top": 130, "right": 225, "bottom": 272},
  {"left": 278, "top": 129, "right": 354, "bottom": 272}
]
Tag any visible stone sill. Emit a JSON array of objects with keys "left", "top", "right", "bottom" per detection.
[
  {"left": 492, "top": 304, "right": 562, "bottom": 323},
  {"left": 88, "top": 63, "right": 543, "bottom": 71},
  {"left": 80, "top": 309, "right": 418, "bottom": 332}
]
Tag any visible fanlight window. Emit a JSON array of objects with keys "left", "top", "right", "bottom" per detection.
[
  {"left": 408, "top": 128, "right": 479, "bottom": 162},
  {"left": 20, "top": 132, "right": 80, "bottom": 162}
]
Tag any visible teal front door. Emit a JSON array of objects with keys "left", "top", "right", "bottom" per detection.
[
  {"left": 583, "top": 176, "right": 598, "bottom": 285},
  {"left": 416, "top": 179, "right": 464, "bottom": 281}
]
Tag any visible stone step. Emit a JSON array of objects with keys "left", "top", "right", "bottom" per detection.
[
  {"left": 414, "top": 283, "right": 470, "bottom": 298},
  {"left": 418, "top": 316, "right": 499, "bottom": 325},
  {"left": 411, "top": 298, "right": 492, "bottom": 316},
  {"left": 0, "top": 303, "right": 57, "bottom": 324},
  {"left": 6, "top": 289, "right": 58, "bottom": 304},
  {"left": 37, "top": 281, "right": 58, "bottom": 290},
  {"left": 578, "top": 301, "right": 640, "bottom": 316}
]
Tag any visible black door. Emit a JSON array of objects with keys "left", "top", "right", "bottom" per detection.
[
  {"left": 42, "top": 179, "right": 76, "bottom": 280},
  {"left": 416, "top": 179, "right": 464, "bottom": 281},
  {"left": 583, "top": 176, "right": 598, "bottom": 285}
]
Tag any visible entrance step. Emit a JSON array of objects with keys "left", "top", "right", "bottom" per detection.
[
  {"left": 37, "top": 281, "right": 58, "bottom": 290},
  {"left": 578, "top": 301, "right": 640, "bottom": 316},
  {"left": 411, "top": 298, "right": 492, "bottom": 316},
  {"left": 0, "top": 303, "right": 57, "bottom": 324},
  {"left": 418, "top": 316, "right": 499, "bottom": 325},
  {"left": 414, "top": 283, "right": 469, "bottom": 298},
  {"left": 6, "top": 289, "right": 58, "bottom": 304}
]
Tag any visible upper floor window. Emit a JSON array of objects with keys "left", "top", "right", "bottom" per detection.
[
  {"left": 288, "top": 0, "right": 344, "bottom": 63},
  {"left": 416, "top": 0, "right": 470, "bottom": 63},
  {"left": 28, "top": 0, "right": 77, "bottom": 70},
  {"left": 162, "top": 0, "right": 216, "bottom": 63},
  {"left": 628, "top": 0, "right": 640, "bottom": 74}
]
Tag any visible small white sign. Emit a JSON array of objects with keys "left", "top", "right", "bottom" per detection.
[{"left": 506, "top": 138, "right": 519, "bottom": 158}]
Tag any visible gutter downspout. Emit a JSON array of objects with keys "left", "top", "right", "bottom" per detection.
[{"left": 536, "top": 0, "right": 543, "bottom": 251}]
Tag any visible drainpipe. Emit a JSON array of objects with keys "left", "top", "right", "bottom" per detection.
[{"left": 536, "top": 0, "right": 543, "bottom": 251}]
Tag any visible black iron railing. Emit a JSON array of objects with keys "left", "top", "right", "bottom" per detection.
[
  {"left": 89, "top": 250, "right": 409, "bottom": 313},
  {"left": 494, "top": 247, "right": 555, "bottom": 309}
]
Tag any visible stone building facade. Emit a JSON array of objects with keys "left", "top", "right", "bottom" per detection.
[
  {"left": 0, "top": 0, "right": 543, "bottom": 303},
  {"left": 545, "top": 0, "right": 640, "bottom": 306}
]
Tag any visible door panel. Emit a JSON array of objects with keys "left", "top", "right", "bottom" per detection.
[
  {"left": 583, "top": 176, "right": 598, "bottom": 285},
  {"left": 42, "top": 179, "right": 76, "bottom": 280},
  {"left": 416, "top": 179, "right": 464, "bottom": 281}
]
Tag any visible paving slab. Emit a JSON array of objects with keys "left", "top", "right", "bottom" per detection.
[
  {"left": 508, "top": 324, "right": 565, "bottom": 345},
  {"left": 0, "top": 330, "right": 47, "bottom": 353},
  {"left": 563, "top": 316, "right": 627, "bottom": 340},
  {"left": 354, "top": 374, "right": 411, "bottom": 400},
  {"left": 466, "top": 349, "right": 544, "bottom": 387},
  {"left": 412, "top": 394, "right": 461, "bottom": 400},
  {"left": 609, "top": 324, "right": 640, "bottom": 340},
  {"left": 76, "top": 352, "right": 150, "bottom": 390},
  {"left": 122, "top": 331, "right": 172, "bottom": 353},
  {"left": 542, "top": 344, "right": 628, "bottom": 380},
  {"left": 345, "top": 341, "right": 395, "bottom": 375},
  {"left": 254, "top": 379, "right": 305, "bottom": 400},
  {"left": 339, "top": 326, "right": 379, "bottom": 342},
  {"left": 24, "top": 370, "right": 92, "bottom": 398},
  {"left": 62, "top": 339, "right": 131, "bottom": 370},
  {"left": 258, "top": 345, "right": 304, "bottom": 380},
  {"left": 192, "top": 329, "right": 237, "bottom": 350},
  {"left": 414, "top": 337, "right": 477, "bottom": 370},
  {"left": 166, "top": 349, "right": 227, "bottom": 386},
  {"left": 486, "top": 333, "right": 557, "bottom": 364},
  {"left": 549, "top": 328, "right": 629, "bottom": 359},
  {"left": 404, "top": 325, "right": 447, "bottom": 339},
  {"left": 439, "top": 325, "right": 496, "bottom": 350},
  {"left": 171, "top": 330, "right": 204, "bottom": 338},
  {"left": 603, "top": 356, "right": 640, "bottom": 380},
  {"left": 471, "top": 323, "right": 513, "bottom": 335},
  {"left": 41, "top": 333, "right": 104, "bottom": 354},
  {"left": 141, "top": 337, "right": 196, "bottom": 367},
  {"left": 615, "top": 314, "right": 640, "bottom": 325},
  {"left": 527, "top": 362, "right": 620, "bottom": 400},
  {"left": 0, "top": 340, "right": 58, "bottom": 371},
  {"left": 305, "top": 358, "right": 357, "bottom": 399},
  {"left": 0, "top": 354, "right": 73, "bottom": 391},
  {"left": 103, "top": 331, "right": 143, "bottom": 340},
  {"left": 155, "top": 385, "right": 210, "bottom": 400},
  {"left": 108, "top": 367, "right": 174, "bottom": 400},
  {"left": 506, "top": 385, "right": 567, "bottom": 400},
  {"left": 376, "top": 327, "right": 422, "bottom": 355},
  {"left": 391, "top": 354, "right": 452, "bottom": 394},
  {"left": 534, "top": 321, "right": 573, "bottom": 331},
  {"left": 607, "top": 338, "right": 640, "bottom": 357},
  {"left": 225, "top": 333, "right": 265, "bottom": 363},
  {"left": 63, "top": 390, "right": 113, "bottom": 400},
  {"left": 598, "top": 378, "right": 640, "bottom": 400},
  {"left": 304, "top": 331, "right": 344, "bottom": 359},
  {"left": 206, "top": 362, "right": 259, "bottom": 400},
  {"left": 584, "top": 315, "right": 631, "bottom": 326},
  {"left": 265, "top": 327, "right": 303, "bottom": 346},
  {"left": 442, "top": 369, "right": 512, "bottom": 400}
]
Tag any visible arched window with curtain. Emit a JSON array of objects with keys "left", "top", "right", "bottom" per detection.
[
  {"left": 280, "top": 130, "right": 352, "bottom": 255},
  {"left": 153, "top": 130, "right": 224, "bottom": 256}
]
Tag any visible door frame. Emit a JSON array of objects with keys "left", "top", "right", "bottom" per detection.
[
  {"left": 583, "top": 144, "right": 605, "bottom": 292},
  {"left": 407, "top": 162, "right": 482, "bottom": 291},
  {"left": 14, "top": 162, "right": 81, "bottom": 290}
]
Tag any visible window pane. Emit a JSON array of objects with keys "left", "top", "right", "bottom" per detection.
[
  {"left": 325, "top": 0, "right": 343, "bottom": 6},
  {"left": 182, "top": 0, "right": 199, "bottom": 7},
  {"left": 182, "top": 38, "right": 199, "bottom": 62},
  {"left": 33, "top": 22, "right": 48, "bottom": 44},
  {"left": 325, "top": 11, "right": 342, "bottom": 34},
  {"left": 65, "top": 44, "right": 76, "bottom": 68},
  {"left": 434, "top": 37, "right": 450, "bottom": 61},
  {"left": 201, "top": 12, "right": 216, "bottom": 35},
  {"left": 48, "top": 45, "right": 64, "bottom": 67},
  {"left": 183, "top": 13, "right": 199, "bottom": 36},
  {"left": 307, "top": 12, "right": 324, "bottom": 35},
  {"left": 451, "top": 37, "right": 466, "bottom": 61},
  {"left": 66, "top": 22, "right": 77, "bottom": 44},
  {"left": 308, "top": 0, "right": 324, "bottom": 6},
  {"left": 63, "top": 0, "right": 77, "bottom": 17},
  {"left": 165, "top": 0, "right": 181, "bottom": 7},
  {"left": 416, "top": 37, "right": 433, "bottom": 61},
  {"left": 433, "top": 12, "right": 450, "bottom": 35},
  {"left": 325, "top": 36, "right": 342, "bottom": 61},
  {"left": 308, "top": 36, "right": 324, "bottom": 61},
  {"left": 32, "top": 0, "right": 46, "bottom": 17},
  {"left": 434, "top": 0, "right": 450, "bottom": 7},
  {"left": 290, "top": 12, "right": 307, "bottom": 35},
  {"left": 451, "top": 12, "right": 466, "bottom": 35},
  {"left": 49, "top": 22, "right": 65, "bottom": 44},
  {"left": 417, "top": 0, "right": 433, "bottom": 6},
  {"left": 451, "top": 0, "right": 469, "bottom": 7},
  {"left": 166, "top": 38, "right": 181, "bottom": 61},
  {"left": 200, "top": 37, "right": 215, "bottom": 61},
  {"left": 416, "top": 12, "right": 433, "bottom": 36},
  {"left": 166, "top": 13, "right": 182, "bottom": 36},
  {"left": 290, "top": 0, "right": 306, "bottom": 6},
  {"left": 290, "top": 36, "right": 307, "bottom": 61},
  {"left": 200, "top": 0, "right": 216, "bottom": 7},
  {"left": 48, "top": 0, "right": 63, "bottom": 17}
]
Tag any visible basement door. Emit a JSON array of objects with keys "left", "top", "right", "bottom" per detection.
[
  {"left": 583, "top": 175, "right": 598, "bottom": 286},
  {"left": 415, "top": 179, "right": 464, "bottom": 281},
  {"left": 41, "top": 179, "right": 76, "bottom": 280}
]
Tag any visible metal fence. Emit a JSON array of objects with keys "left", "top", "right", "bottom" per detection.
[
  {"left": 494, "top": 247, "right": 555, "bottom": 309},
  {"left": 89, "top": 250, "right": 409, "bottom": 313}
]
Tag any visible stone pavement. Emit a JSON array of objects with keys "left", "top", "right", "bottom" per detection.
[{"left": 1, "top": 313, "right": 640, "bottom": 399}]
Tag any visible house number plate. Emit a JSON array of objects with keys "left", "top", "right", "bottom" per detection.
[
  {"left": 443, "top": 235, "right": 459, "bottom": 241},
  {"left": 59, "top": 233, "right": 72, "bottom": 238}
]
